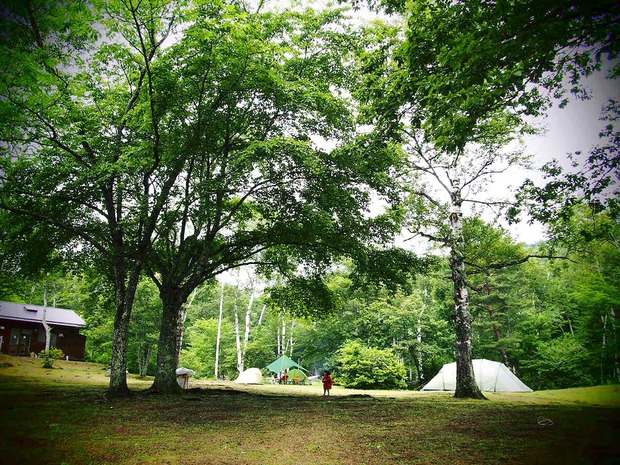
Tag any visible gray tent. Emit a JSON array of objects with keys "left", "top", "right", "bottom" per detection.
[
  {"left": 420, "top": 359, "right": 532, "bottom": 392},
  {"left": 235, "top": 368, "right": 263, "bottom": 384}
]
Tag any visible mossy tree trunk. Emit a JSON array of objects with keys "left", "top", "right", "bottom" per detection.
[
  {"left": 450, "top": 175, "right": 486, "bottom": 400},
  {"left": 108, "top": 259, "right": 142, "bottom": 397},
  {"left": 151, "top": 283, "right": 185, "bottom": 394}
]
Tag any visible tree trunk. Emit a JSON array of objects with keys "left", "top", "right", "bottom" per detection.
[
  {"left": 601, "top": 312, "right": 608, "bottom": 383},
  {"left": 108, "top": 264, "right": 141, "bottom": 397},
  {"left": 257, "top": 304, "right": 266, "bottom": 326},
  {"left": 137, "top": 343, "right": 151, "bottom": 377},
  {"left": 484, "top": 284, "right": 509, "bottom": 367},
  {"left": 215, "top": 282, "right": 224, "bottom": 380},
  {"left": 411, "top": 349, "right": 423, "bottom": 387},
  {"left": 288, "top": 320, "right": 295, "bottom": 357},
  {"left": 243, "top": 292, "right": 254, "bottom": 355},
  {"left": 233, "top": 288, "right": 243, "bottom": 373},
  {"left": 42, "top": 285, "right": 51, "bottom": 352},
  {"left": 151, "top": 284, "right": 185, "bottom": 394},
  {"left": 612, "top": 307, "right": 619, "bottom": 383},
  {"left": 175, "top": 288, "right": 196, "bottom": 369},
  {"left": 450, "top": 175, "right": 485, "bottom": 399},
  {"left": 417, "top": 306, "right": 425, "bottom": 383},
  {"left": 492, "top": 316, "right": 510, "bottom": 368},
  {"left": 109, "top": 301, "right": 133, "bottom": 396},
  {"left": 280, "top": 314, "right": 287, "bottom": 356}
]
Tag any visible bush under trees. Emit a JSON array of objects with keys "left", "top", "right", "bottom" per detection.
[
  {"left": 335, "top": 341, "right": 407, "bottom": 390},
  {"left": 40, "top": 347, "right": 64, "bottom": 369}
]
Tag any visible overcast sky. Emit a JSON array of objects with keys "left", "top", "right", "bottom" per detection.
[{"left": 502, "top": 69, "right": 619, "bottom": 244}]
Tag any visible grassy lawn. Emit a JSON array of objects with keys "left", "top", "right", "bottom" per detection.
[{"left": 0, "top": 355, "right": 618, "bottom": 465}]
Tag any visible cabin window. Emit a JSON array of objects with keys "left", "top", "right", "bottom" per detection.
[
  {"left": 37, "top": 331, "right": 57, "bottom": 346},
  {"left": 10, "top": 328, "right": 19, "bottom": 346}
]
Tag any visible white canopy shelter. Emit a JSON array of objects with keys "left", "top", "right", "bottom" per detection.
[
  {"left": 420, "top": 359, "right": 532, "bottom": 392},
  {"left": 176, "top": 367, "right": 196, "bottom": 389},
  {"left": 234, "top": 367, "right": 263, "bottom": 384}
]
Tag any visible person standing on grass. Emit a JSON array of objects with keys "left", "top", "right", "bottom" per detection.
[{"left": 322, "top": 370, "right": 333, "bottom": 396}]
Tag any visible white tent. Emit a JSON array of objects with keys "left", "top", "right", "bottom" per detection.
[
  {"left": 234, "top": 367, "right": 263, "bottom": 384},
  {"left": 420, "top": 359, "right": 532, "bottom": 392}
]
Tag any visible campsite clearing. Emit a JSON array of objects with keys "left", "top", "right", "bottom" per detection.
[{"left": 0, "top": 355, "right": 618, "bottom": 465}]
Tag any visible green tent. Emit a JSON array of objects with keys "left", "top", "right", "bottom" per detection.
[
  {"left": 287, "top": 368, "right": 307, "bottom": 383},
  {"left": 266, "top": 355, "right": 306, "bottom": 373}
]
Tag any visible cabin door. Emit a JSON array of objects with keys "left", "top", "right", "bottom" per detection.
[{"left": 9, "top": 328, "right": 32, "bottom": 356}]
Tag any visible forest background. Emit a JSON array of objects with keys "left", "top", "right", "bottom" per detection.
[
  {"left": 3, "top": 221, "right": 618, "bottom": 392},
  {"left": 0, "top": 0, "right": 618, "bottom": 395}
]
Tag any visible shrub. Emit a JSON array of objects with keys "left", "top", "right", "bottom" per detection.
[
  {"left": 40, "top": 347, "right": 65, "bottom": 368},
  {"left": 335, "top": 341, "right": 407, "bottom": 389},
  {"left": 526, "top": 336, "right": 595, "bottom": 389}
]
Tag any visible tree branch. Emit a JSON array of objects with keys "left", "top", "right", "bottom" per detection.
[
  {"left": 0, "top": 200, "right": 109, "bottom": 257},
  {"left": 465, "top": 254, "right": 574, "bottom": 274}
]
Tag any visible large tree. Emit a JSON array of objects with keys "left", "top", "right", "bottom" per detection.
[
  {"left": 353, "top": 0, "right": 619, "bottom": 397},
  {"left": 143, "top": 4, "right": 411, "bottom": 392},
  {"left": 0, "top": 0, "right": 187, "bottom": 396}
]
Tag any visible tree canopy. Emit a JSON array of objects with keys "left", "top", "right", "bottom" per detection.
[{"left": 0, "top": 0, "right": 412, "bottom": 393}]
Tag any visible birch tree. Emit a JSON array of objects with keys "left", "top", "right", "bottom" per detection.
[
  {"left": 257, "top": 304, "right": 267, "bottom": 327},
  {"left": 244, "top": 291, "right": 255, "bottom": 358},
  {"left": 42, "top": 284, "right": 51, "bottom": 353},
  {"left": 233, "top": 285, "right": 243, "bottom": 373},
  {"left": 355, "top": 0, "right": 619, "bottom": 398},
  {"left": 214, "top": 282, "right": 225, "bottom": 379},
  {"left": 175, "top": 288, "right": 197, "bottom": 369}
]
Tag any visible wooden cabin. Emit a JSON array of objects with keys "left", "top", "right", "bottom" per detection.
[{"left": 0, "top": 301, "right": 87, "bottom": 360}]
